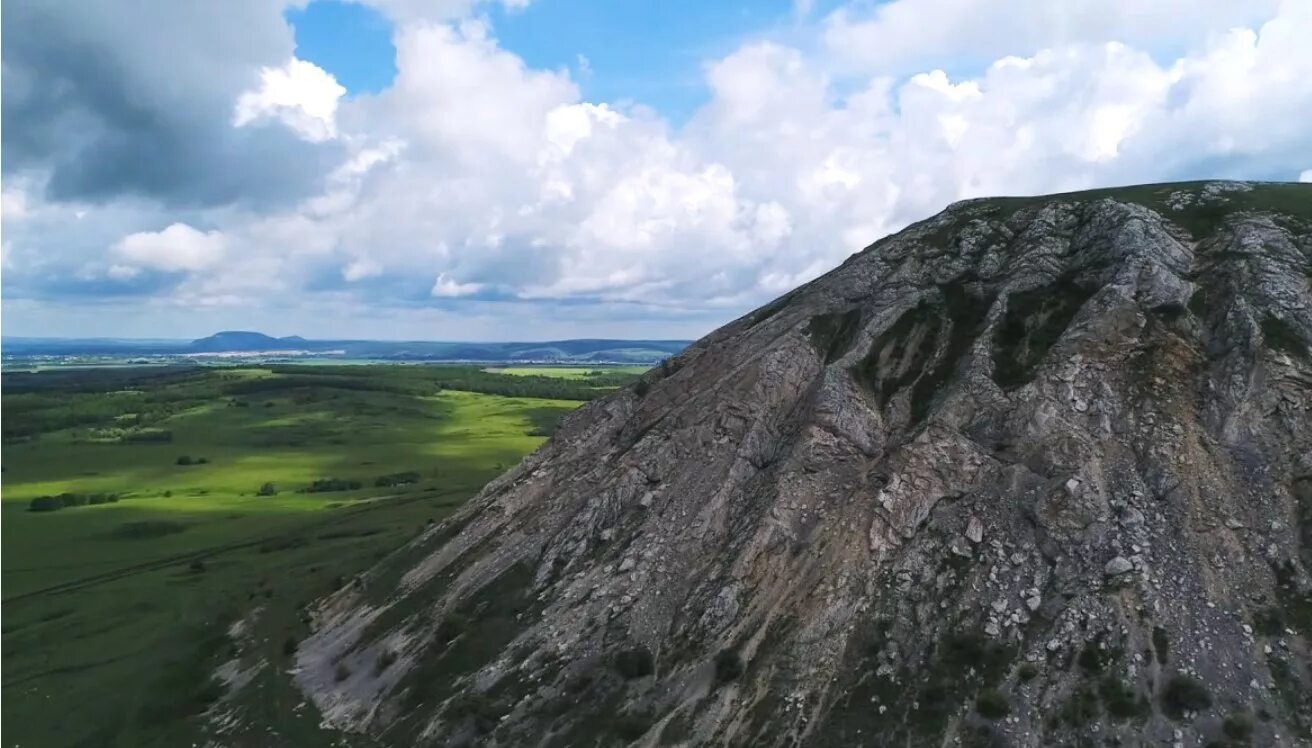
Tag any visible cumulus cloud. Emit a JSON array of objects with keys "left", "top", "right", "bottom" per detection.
[
  {"left": 2, "top": 0, "right": 340, "bottom": 207},
  {"left": 374, "top": 19, "right": 579, "bottom": 164},
  {"left": 234, "top": 58, "right": 346, "bottom": 142},
  {"left": 432, "top": 273, "right": 485, "bottom": 297},
  {"left": 6, "top": 0, "right": 1312, "bottom": 338},
  {"left": 113, "top": 223, "right": 227, "bottom": 272},
  {"left": 821, "top": 0, "right": 1281, "bottom": 73}
]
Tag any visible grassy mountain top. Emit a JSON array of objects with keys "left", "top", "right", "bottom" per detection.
[{"left": 955, "top": 180, "right": 1312, "bottom": 235}]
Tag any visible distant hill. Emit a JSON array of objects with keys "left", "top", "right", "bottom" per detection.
[
  {"left": 187, "top": 331, "right": 312, "bottom": 352},
  {"left": 3, "top": 333, "right": 691, "bottom": 364}
]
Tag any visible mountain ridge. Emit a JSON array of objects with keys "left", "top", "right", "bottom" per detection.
[
  {"left": 3, "top": 334, "right": 692, "bottom": 365},
  {"left": 187, "top": 330, "right": 309, "bottom": 352}
]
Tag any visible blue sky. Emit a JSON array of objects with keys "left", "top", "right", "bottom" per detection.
[
  {"left": 287, "top": 0, "right": 841, "bottom": 120},
  {"left": 286, "top": 1, "right": 398, "bottom": 95},
  {"left": 486, "top": 0, "right": 825, "bottom": 122},
  {"left": 2, "top": 0, "right": 1307, "bottom": 341}
]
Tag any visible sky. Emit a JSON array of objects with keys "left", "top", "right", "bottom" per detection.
[{"left": 2, "top": 0, "right": 1310, "bottom": 342}]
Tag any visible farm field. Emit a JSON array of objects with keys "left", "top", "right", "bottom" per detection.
[{"left": 1, "top": 364, "right": 634, "bottom": 747}]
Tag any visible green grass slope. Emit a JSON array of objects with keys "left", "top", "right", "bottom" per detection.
[{"left": 0, "top": 365, "right": 608, "bottom": 747}]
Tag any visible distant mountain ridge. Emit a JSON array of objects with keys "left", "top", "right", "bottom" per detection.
[
  {"left": 3, "top": 333, "right": 691, "bottom": 364},
  {"left": 187, "top": 331, "right": 311, "bottom": 352}
]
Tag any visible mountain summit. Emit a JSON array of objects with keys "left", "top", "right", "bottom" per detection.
[
  {"left": 291, "top": 182, "right": 1311, "bottom": 746},
  {"left": 187, "top": 330, "right": 308, "bottom": 352}
]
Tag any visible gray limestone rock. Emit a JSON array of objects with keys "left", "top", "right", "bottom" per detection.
[{"left": 290, "top": 182, "right": 1312, "bottom": 747}]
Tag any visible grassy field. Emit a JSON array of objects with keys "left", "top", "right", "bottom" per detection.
[
  {"left": 0, "top": 364, "right": 628, "bottom": 747},
  {"left": 485, "top": 365, "right": 648, "bottom": 379}
]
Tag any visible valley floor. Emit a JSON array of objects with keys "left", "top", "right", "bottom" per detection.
[{"left": 0, "top": 364, "right": 631, "bottom": 747}]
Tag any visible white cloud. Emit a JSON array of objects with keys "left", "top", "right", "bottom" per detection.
[
  {"left": 93, "top": 1, "right": 1312, "bottom": 318},
  {"left": 822, "top": 0, "right": 1281, "bottom": 73},
  {"left": 376, "top": 20, "right": 577, "bottom": 164},
  {"left": 2, "top": 186, "right": 30, "bottom": 221},
  {"left": 1300, "top": 170, "right": 1312, "bottom": 183},
  {"left": 234, "top": 58, "right": 345, "bottom": 142},
  {"left": 432, "top": 273, "right": 484, "bottom": 297},
  {"left": 10, "top": 0, "right": 1312, "bottom": 338},
  {"left": 113, "top": 223, "right": 227, "bottom": 272},
  {"left": 343, "top": 257, "right": 383, "bottom": 281}
]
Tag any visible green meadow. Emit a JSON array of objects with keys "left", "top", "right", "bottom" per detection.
[
  {"left": 484, "top": 365, "right": 648, "bottom": 379},
  {"left": 1, "top": 364, "right": 635, "bottom": 747}
]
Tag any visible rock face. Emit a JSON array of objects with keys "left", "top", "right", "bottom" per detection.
[{"left": 296, "top": 182, "right": 1312, "bottom": 747}]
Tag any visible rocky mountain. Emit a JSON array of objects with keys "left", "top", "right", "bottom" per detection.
[{"left": 293, "top": 181, "right": 1312, "bottom": 747}]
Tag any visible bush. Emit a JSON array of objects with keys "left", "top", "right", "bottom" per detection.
[
  {"left": 29, "top": 495, "right": 64, "bottom": 512},
  {"left": 615, "top": 646, "right": 655, "bottom": 679},
  {"left": 177, "top": 455, "right": 194, "bottom": 465},
  {"left": 257, "top": 482, "right": 278, "bottom": 497},
  {"left": 1152, "top": 626, "right": 1170, "bottom": 664},
  {"left": 1254, "top": 608, "right": 1284, "bottom": 637},
  {"left": 1099, "top": 676, "right": 1148, "bottom": 721},
  {"left": 28, "top": 492, "right": 118, "bottom": 512},
  {"left": 375, "top": 471, "right": 422, "bottom": 488},
  {"left": 613, "top": 711, "right": 652, "bottom": 740},
  {"left": 375, "top": 649, "right": 398, "bottom": 674},
  {"left": 1161, "top": 674, "right": 1211, "bottom": 719},
  {"left": 976, "top": 689, "right": 1010, "bottom": 719},
  {"left": 188, "top": 559, "right": 206, "bottom": 574},
  {"left": 1077, "top": 638, "right": 1119, "bottom": 674},
  {"left": 447, "top": 693, "right": 506, "bottom": 734},
  {"left": 111, "top": 520, "right": 187, "bottom": 540},
  {"left": 714, "top": 649, "right": 744, "bottom": 683},
  {"left": 334, "top": 662, "right": 351, "bottom": 682},
  {"left": 939, "top": 631, "right": 1015, "bottom": 685},
  {"left": 1055, "top": 686, "right": 1101, "bottom": 727},
  {"left": 283, "top": 637, "right": 297, "bottom": 657},
  {"left": 436, "top": 613, "right": 470, "bottom": 644},
  {"left": 305, "top": 478, "right": 363, "bottom": 493},
  {"left": 1017, "top": 663, "right": 1039, "bottom": 682},
  {"left": 123, "top": 428, "right": 173, "bottom": 443},
  {"left": 1223, "top": 711, "right": 1253, "bottom": 741}
]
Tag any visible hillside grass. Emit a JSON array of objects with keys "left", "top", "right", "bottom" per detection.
[
  {"left": 1, "top": 365, "right": 586, "bottom": 747},
  {"left": 969, "top": 181, "right": 1312, "bottom": 236}
]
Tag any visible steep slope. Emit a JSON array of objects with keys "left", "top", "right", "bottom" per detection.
[{"left": 294, "top": 181, "right": 1312, "bottom": 747}]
